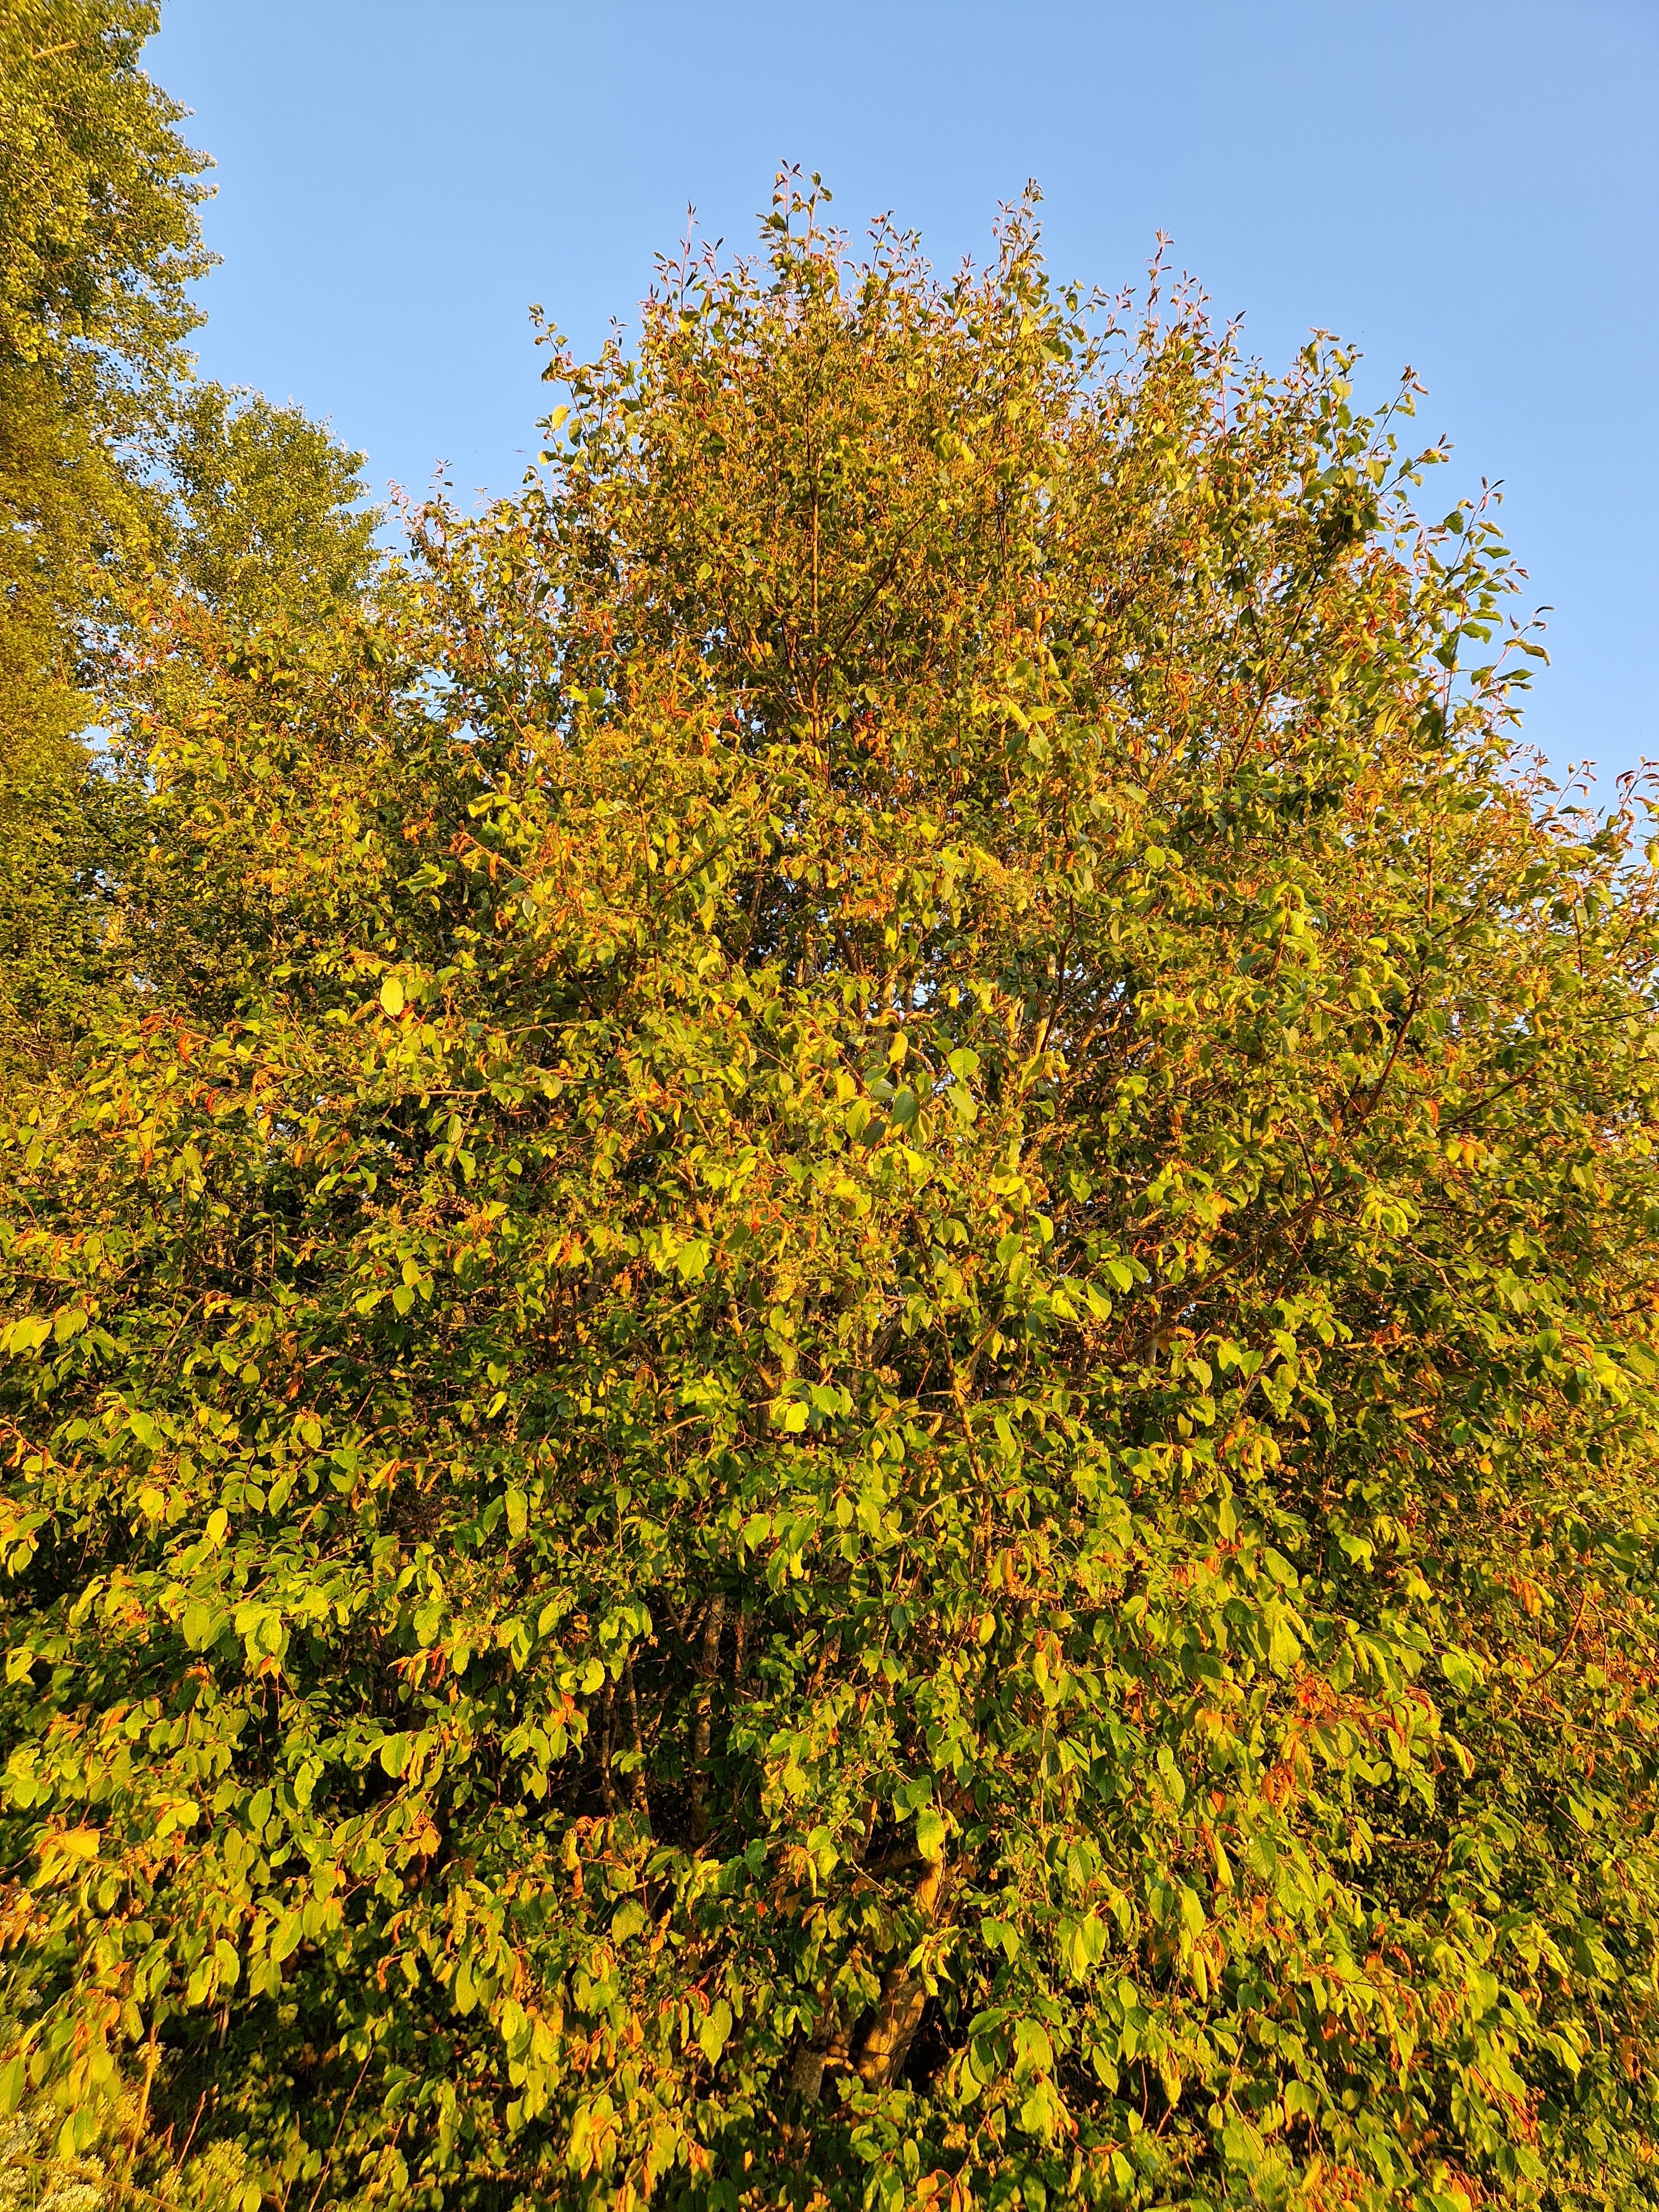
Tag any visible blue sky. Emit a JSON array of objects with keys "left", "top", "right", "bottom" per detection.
[{"left": 152, "top": 0, "right": 1656, "bottom": 785}]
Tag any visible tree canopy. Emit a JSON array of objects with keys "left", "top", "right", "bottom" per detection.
[
  {"left": 0, "top": 1, "right": 375, "bottom": 1089},
  {"left": 4, "top": 49, "right": 1659, "bottom": 2212},
  {"left": 0, "top": 0, "right": 207, "bottom": 758}
]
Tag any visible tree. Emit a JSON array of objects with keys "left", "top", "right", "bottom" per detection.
[
  {"left": 4, "top": 175, "right": 1659, "bottom": 2212},
  {"left": 0, "top": 4, "right": 378, "bottom": 1085},
  {"left": 0, "top": 0, "right": 205, "bottom": 1081},
  {"left": 0, "top": 369, "right": 379, "bottom": 1082},
  {"left": 0, "top": 0, "right": 209, "bottom": 763}
]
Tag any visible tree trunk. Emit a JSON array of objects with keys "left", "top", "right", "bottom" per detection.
[
  {"left": 789, "top": 1994, "right": 851, "bottom": 2103},
  {"left": 689, "top": 1593, "right": 724, "bottom": 1841},
  {"left": 855, "top": 1856, "right": 946, "bottom": 2090},
  {"left": 624, "top": 1656, "right": 649, "bottom": 1822},
  {"left": 598, "top": 1678, "right": 617, "bottom": 1816}
]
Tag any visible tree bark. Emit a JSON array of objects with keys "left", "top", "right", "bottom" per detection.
[
  {"left": 598, "top": 1678, "right": 617, "bottom": 1816},
  {"left": 624, "top": 1656, "right": 649, "bottom": 1822},
  {"left": 789, "top": 1995, "right": 850, "bottom": 2103},
  {"left": 689, "top": 1592, "right": 724, "bottom": 1841},
  {"left": 854, "top": 1856, "right": 946, "bottom": 2090}
]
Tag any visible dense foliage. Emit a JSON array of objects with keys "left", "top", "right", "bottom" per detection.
[
  {"left": 0, "top": 1, "right": 374, "bottom": 1087},
  {"left": 5, "top": 25, "right": 1659, "bottom": 2212},
  {"left": 1, "top": 0, "right": 197, "bottom": 1086},
  {"left": 0, "top": 0, "right": 208, "bottom": 755}
]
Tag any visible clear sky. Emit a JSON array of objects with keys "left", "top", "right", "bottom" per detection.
[{"left": 151, "top": 0, "right": 1656, "bottom": 786}]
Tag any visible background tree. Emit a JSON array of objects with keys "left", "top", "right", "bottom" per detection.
[
  {"left": 0, "top": 3, "right": 377, "bottom": 1083},
  {"left": 0, "top": 0, "right": 207, "bottom": 757},
  {"left": 0, "top": 0, "right": 204, "bottom": 1078},
  {"left": 4, "top": 174, "right": 1659, "bottom": 2212}
]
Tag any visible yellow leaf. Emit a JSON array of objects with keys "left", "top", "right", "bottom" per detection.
[
  {"left": 380, "top": 975, "right": 405, "bottom": 1016},
  {"left": 41, "top": 1825, "right": 101, "bottom": 1871}
]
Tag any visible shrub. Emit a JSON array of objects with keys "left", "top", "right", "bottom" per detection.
[{"left": 5, "top": 179, "right": 1659, "bottom": 2210}]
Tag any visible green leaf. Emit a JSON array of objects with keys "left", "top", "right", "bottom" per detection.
[
  {"left": 1222, "top": 2117, "right": 1264, "bottom": 2171},
  {"left": 697, "top": 1999, "right": 732, "bottom": 2066}
]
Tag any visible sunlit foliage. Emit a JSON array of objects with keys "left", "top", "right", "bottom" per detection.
[{"left": 6, "top": 145, "right": 1659, "bottom": 2212}]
